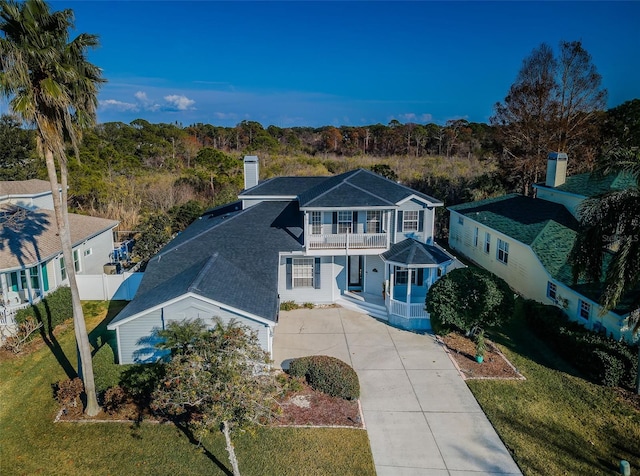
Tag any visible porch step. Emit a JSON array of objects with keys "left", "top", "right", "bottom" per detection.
[{"left": 337, "top": 294, "right": 388, "bottom": 321}]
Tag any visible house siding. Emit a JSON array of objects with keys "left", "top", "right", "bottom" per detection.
[
  {"left": 535, "top": 188, "right": 582, "bottom": 218},
  {"left": 115, "top": 296, "right": 272, "bottom": 364},
  {"left": 278, "top": 255, "right": 336, "bottom": 303},
  {"left": 75, "top": 231, "right": 115, "bottom": 275},
  {"left": 449, "top": 210, "right": 633, "bottom": 342}
]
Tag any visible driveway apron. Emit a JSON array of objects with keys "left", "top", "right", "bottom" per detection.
[{"left": 273, "top": 307, "right": 522, "bottom": 476}]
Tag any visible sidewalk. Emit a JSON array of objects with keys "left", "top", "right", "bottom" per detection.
[{"left": 273, "top": 307, "right": 522, "bottom": 475}]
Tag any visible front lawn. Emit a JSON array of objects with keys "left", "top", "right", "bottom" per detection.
[
  {"left": 467, "top": 300, "right": 640, "bottom": 475},
  {"left": 0, "top": 301, "right": 374, "bottom": 476}
]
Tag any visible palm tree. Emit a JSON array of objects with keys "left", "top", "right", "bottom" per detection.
[
  {"left": 571, "top": 147, "right": 640, "bottom": 393},
  {"left": 0, "top": 0, "right": 105, "bottom": 414}
]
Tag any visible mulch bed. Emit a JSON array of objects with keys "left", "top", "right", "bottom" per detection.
[
  {"left": 440, "top": 332, "right": 524, "bottom": 380},
  {"left": 56, "top": 379, "right": 364, "bottom": 428}
]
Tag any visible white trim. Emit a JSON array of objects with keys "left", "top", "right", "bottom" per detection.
[
  {"left": 396, "top": 194, "right": 441, "bottom": 207},
  {"left": 532, "top": 183, "right": 586, "bottom": 200},
  {"left": 107, "top": 292, "right": 277, "bottom": 330},
  {"left": 237, "top": 194, "right": 297, "bottom": 201}
]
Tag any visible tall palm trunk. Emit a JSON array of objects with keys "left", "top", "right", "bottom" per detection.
[{"left": 44, "top": 146, "right": 99, "bottom": 416}]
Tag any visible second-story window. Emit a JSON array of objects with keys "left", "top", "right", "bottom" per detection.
[
  {"left": 473, "top": 227, "right": 479, "bottom": 247},
  {"left": 403, "top": 210, "right": 419, "bottom": 232},
  {"left": 484, "top": 232, "right": 491, "bottom": 254},
  {"left": 338, "top": 211, "right": 352, "bottom": 234},
  {"left": 366, "top": 211, "right": 381, "bottom": 233},
  {"left": 311, "top": 211, "right": 322, "bottom": 235}
]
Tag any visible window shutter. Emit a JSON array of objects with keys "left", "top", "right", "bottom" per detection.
[
  {"left": 397, "top": 211, "right": 403, "bottom": 232},
  {"left": 314, "top": 258, "right": 321, "bottom": 289},
  {"left": 332, "top": 212, "right": 337, "bottom": 234},
  {"left": 286, "top": 258, "right": 292, "bottom": 290},
  {"left": 417, "top": 268, "right": 424, "bottom": 286},
  {"left": 418, "top": 210, "right": 424, "bottom": 232},
  {"left": 352, "top": 211, "right": 358, "bottom": 233}
]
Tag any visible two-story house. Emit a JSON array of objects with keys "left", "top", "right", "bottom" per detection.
[
  {"left": 108, "top": 157, "right": 457, "bottom": 364},
  {"left": 448, "top": 153, "right": 636, "bottom": 343},
  {"left": 1, "top": 179, "right": 118, "bottom": 331}
]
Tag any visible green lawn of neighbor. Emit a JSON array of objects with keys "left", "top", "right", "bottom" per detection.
[
  {"left": 468, "top": 300, "right": 640, "bottom": 476},
  {"left": 0, "top": 301, "right": 375, "bottom": 476}
]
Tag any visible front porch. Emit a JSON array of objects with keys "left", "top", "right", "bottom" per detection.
[{"left": 339, "top": 291, "right": 431, "bottom": 332}]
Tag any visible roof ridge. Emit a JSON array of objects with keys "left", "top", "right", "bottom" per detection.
[
  {"left": 359, "top": 168, "right": 442, "bottom": 204},
  {"left": 188, "top": 253, "right": 219, "bottom": 292}
]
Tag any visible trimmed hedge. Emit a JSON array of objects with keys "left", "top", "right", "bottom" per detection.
[
  {"left": 15, "top": 286, "right": 73, "bottom": 334},
  {"left": 523, "top": 299, "right": 638, "bottom": 389},
  {"left": 288, "top": 355, "right": 360, "bottom": 400}
]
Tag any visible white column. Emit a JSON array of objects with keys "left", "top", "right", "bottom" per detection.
[
  {"left": 0, "top": 273, "right": 8, "bottom": 306},
  {"left": 406, "top": 268, "right": 412, "bottom": 305},
  {"left": 24, "top": 268, "right": 33, "bottom": 304},
  {"left": 389, "top": 265, "right": 394, "bottom": 300}
]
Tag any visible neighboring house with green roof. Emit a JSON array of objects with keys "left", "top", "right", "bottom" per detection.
[
  {"left": 448, "top": 153, "right": 634, "bottom": 343},
  {"left": 108, "top": 158, "right": 460, "bottom": 364}
]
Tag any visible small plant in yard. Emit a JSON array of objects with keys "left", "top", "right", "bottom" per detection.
[
  {"left": 56, "top": 378, "right": 84, "bottom": 410},
  {"left": 475, "top": 330, "right": 487, "bottom": 363},
  {"left": 280, "top": 301, "right": 300, "bottom": 311},
  {"left": 288, "top": 355, "right": 360, "bottom": 400}
]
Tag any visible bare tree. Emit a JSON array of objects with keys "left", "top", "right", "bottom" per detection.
[{"left": 491, "top": 41, "right": 607, "bottom": 195}]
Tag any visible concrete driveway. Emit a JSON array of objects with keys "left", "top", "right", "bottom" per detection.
[{"left": 273, "top": 307, "right": 522, "bottom": 476}]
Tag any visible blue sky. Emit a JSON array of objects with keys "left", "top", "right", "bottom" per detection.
[{"left": 45, "top": 1, "right": 640, "bottom": 127}]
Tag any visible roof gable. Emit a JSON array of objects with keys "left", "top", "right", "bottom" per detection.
[
  {"left": 381, "top": 238, "right": 453, "bottom": 266},
  {"left": 299, "top": 168, "right": 442, "bottom": 208}
]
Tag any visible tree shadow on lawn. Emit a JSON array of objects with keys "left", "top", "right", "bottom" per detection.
[
  {"left": 173, "top": 420, "right": 233, "bottom": 476},
  {"left": 33, "top": 299, "right": 77, "bottom": 380},
  {"left": 87, "top": 300, "right": 128, "bottom": 360}
]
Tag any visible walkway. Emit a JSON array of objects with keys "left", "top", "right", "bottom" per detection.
[{"left": 273, "top": 307, "right": 522, "bottom": 476}]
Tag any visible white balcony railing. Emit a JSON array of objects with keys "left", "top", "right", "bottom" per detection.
[
  {"left": 307, "top": 233, "right": 387, "bottom": 250},
  {"left": 388, "top": 298, "right": 429, "bottom": 319}
]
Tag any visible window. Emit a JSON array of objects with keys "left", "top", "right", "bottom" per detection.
[
  {"left": 484, "top": 232, "right": 491, "bottom": 254},
  {"left": 458, "top": 215, "right": 464, "bottom": 225},
  {"left": 547, "top": 282, "right": 557, "bottom": 300},
  {"left": 293, "top": 258, "right": 314, "bottom": 287},
  {"left": 83, "top": 248, "right": 92, "bottom": 257},
  {"left": 310, "top": 212, "right": 322, "bottom": 235},
  {"left": 403, "top": 210, "right": 419, "bottom": 232},
  {"left": 366, "top": 211, "right": 381, "bottom": 233},
  {"left": 73, "top": 249, "right": 81, "bottom": 272},
  {"left": 20, "top": 267, "right": 39, "bottom": 289},
  {"left": 497, "top": 239, "right": 509, "bottom": 264},
  {"left": 337, "top": 211, "right": 352, "bottom": 234},
  {"left": 60, "top": 257, "right": 67, "bottom": 281},
  {"left": 394, "top": 266, "right": 423, "bottom": 285},
  {"left": 473, "top": 227, "right": 479, "bottom": 247},
  {"left": 578, "top": 300, "right": 591, "bottom": 320}
]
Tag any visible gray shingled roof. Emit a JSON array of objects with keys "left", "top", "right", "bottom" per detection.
[
  {"left": 298, "top": 169, "right": 442, "bottom": 208},
  {"left": 110, "top": 200, "right": 304, "bottom": 325},
  {"left": 381, "top": 238, "right": 453, "bottom": 266},
  {"left": 0, "top": 205, "right": 118, "bottom": 270},
  {"left": 239, "top": 177, "right": 327, "bottom": 197}
]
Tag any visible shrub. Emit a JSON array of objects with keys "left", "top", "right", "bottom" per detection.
[
  {"left": 15, "top": 286, "right": 72, "bottom": 335},
  {"left": 523, "top": 299, "right": 638, "bottom": 389},
  {"left": 426, "top": 267, "right": 514, "bottom": 335},
  {"left": 92, "top": 345, "right": 123, "bottom": 393},
  {"left": 280, "top": 301, "right": 299, "bottom": 311},
  {"left": 119, "top": 363, "right": 166, "bottom": 404},
  {"left": 56, "top": 378, "right": 83, "bottom": 407},
  {"left": 102, "top": 386, "right": 128, "bottom": 414},
  {"left": 288, "top": 355, "right": 359, "bottom": 400}
]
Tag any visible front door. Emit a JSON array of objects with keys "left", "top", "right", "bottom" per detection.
[{"left": 348, "top": 255, "right": 363, "bottom": 290}]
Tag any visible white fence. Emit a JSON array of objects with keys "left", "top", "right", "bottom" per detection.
[{"left": 76, "top": 272, "right": 143, "bottom": 301}]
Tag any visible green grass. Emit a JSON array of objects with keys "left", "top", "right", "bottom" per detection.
[
  {"left": 0, "top": 301, "right": 375, "bottom": 476},
  {"left": 468, "top": 300, "right": 640, "bottom": 475}
]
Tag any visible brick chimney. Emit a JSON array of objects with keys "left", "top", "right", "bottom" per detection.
[
  {"left": 545, "top": 152, "right": 568, "bottom": 187},
  {"left": 243, "top": 155, "right": 259, "bottom": 190}
]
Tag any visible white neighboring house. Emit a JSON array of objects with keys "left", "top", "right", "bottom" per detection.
[
  {"left": 448, "top": 153, "right": 636, "bottom": 343},
  {"left": 0, "top": 179, "right": 118, "bottom": 332},
  {"left": 108, "top": 158, "right": 461, "bottom": 364}
]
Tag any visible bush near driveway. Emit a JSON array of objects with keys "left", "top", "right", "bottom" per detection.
[{"left": 288, "top": 355, "right": 360, "bottom": 400}]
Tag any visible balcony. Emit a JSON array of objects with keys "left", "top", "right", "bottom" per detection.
[{"left": 307, "top": 233, "right": 388, "bottom": 250}]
